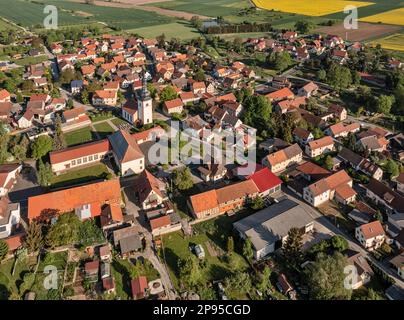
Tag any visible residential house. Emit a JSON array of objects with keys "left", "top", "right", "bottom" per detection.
[
  {"left": 325, "top": 122, "right": 360, "bottom": 138},
  {"left": 0, "top": 197, "right": 20, "bottom": 239},
  {"left": 131, "top": 276, "right": 148, "bottom": 300},
  {"left": 71, "top": 80, "right": 84, "bottom": 94},
  {"left": 163, "top": 98, "right": 184, "bottom": 115},
  {"left": 365, "top": 178, "right": 404, "bottom": 215},
  {"left": 0, "top": 89, "right": 11, "bottom": 103},
  {"left": 92, "top": 90, "right": 117, "bottom": 107},
  {"left": 344, "top": 249, "right": 374, "bottom": 289},
  {"left": 305, "top": 136, "right": 335, "bottom": 158},
  {"left": 338, "top": 147, "right": 383, "bottom": 181},
  {"left": 397, "top": 173, "right": 404, "bottom": 195},
  {"left": 0, "top": 163, "right": 22, "bottom": 197},
  {"left": 61, "top": 107, "right": 91, "bottom": 132},
  {"left": 357, "top": 135, "right": 389, "bottom": 153},
  {"left": 262, "top": 143, "right": 303, "bottom": 173},
  {"left": 303, "top": 170, "right": 355, "bottom": 207},
  {"left": 247, "top": 167, "right": 282, "bottom": 197},
  {"left": 197, "top": 163, "right": 227, "bottom": 183},
  {"left": 293, "top": 127, "right": 314, "bottom": 146},
  {"left": 328, "top": 104, "right": 347, "bottom": 121},
  {"left": 355, "top": 220, "right": 386, "bottom": 251},
  {"left": 266, "top": 87, "right": 294, "bottom": 103},
  {"left": 132, "top": 170, "right": 166, "bottom": 210},
  {"left": 389, "top": 253, "right": 404, "bottom": 279},
  {"left": 298, "top": 82, "right": 318, "bottom": 98}
]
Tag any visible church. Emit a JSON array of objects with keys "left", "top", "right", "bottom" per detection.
[{"left": 121, "top": 74, "right": 153, "bottom": 126}]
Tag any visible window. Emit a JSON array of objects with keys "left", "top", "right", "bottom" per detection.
[
  {"left": 83, "top": 157, "right": 87, "bottom": 163},
  {"left": 89, "top": 155, "right": 93, "bottom": 161},
  {"left": 94, "top": 154, "right": 99, "bottom": 160},
  {"left": 0, "top": 226, "right": 7, "bottom": 233},
  {"left": 77, "top": 159, "right": 82, "bottom": 164},
  {"left": 71, "top": 160, "right": 76, "bottom": 166}
]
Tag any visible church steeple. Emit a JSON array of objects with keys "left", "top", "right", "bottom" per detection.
[{"left": 140, "top": 71, "right": 150, "bottom": 100}]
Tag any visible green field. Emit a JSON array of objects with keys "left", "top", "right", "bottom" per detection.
[
  {"left": 50, "top": 163, "right": 111, "bottom": 189},
  {"left": 13, "top": 55, "right": 49, "bottom": 66},
  {"left": 128, "top": 21, "right": 201, "bottom": 40},
  {"left": 0, "top": 0, "right": 173, "bottom": 30},
  {"left": 93, "top": 121, "right": 116, "bottom": 139}
]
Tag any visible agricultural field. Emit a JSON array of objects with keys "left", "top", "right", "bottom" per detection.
[
  {"left": 252, "top": 0, "right": 374, "bottom": 16},
  {"left": 128, "top": 21, "right": 200, "bottom": 40},
  {"left": 360, "top": 7, "right": 404, "bottom": 26},
  {"left": 0, "top": 0, "right": 173, "bottom": 30},
  {"left": 367, "top": 33, "right": 404, "bottom": 52}
]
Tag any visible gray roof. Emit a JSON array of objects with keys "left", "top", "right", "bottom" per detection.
[
  {"left": 283, "top": 143, "right": 303, "bottom": 159},
  {"left": 119, "top": 234, "right": 142, "bottom": 254},
  {"left": 386, "top": 285, "right": 404, "bottom": 300},
  {"left": 234, "top": 199, "right": 314, "bottom": 251},
  {"left": 338, "top": 147, "right": 363, "bottom": 167}
]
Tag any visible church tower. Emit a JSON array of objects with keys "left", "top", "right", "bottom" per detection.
[{"left": 137, "top": 73, "right": 153, "bottom": 125}]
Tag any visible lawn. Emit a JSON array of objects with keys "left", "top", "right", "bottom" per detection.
[
  {"left": 50, "top": 163, "right": 111, "bottom": 189},
  {"left": 93, "top": 122, "right": 116, "bottom": 139},
  {"left": 13, "top": 55, "right": 49, "bottom": 66},
  {"left": 111, "top": 117, "right": 129, "bottom": 127},
  {"left": 111, "top": 257, "right": 160, "bottom": 300},
  {"left": 65, "top": 126, "right": 94, "bottom": 146},
  {"left": 0, "top": 251, "right": 67, "bottom": 300},
  {"left": 161, "top": 213, "right": 251, "bottom": 291}
]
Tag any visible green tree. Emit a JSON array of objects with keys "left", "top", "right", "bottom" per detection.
[
  {"left": 251, "top": 195, "right": 265, "bottom": 210},
  {"left": 242, "top": 239, "right": 254, "bottom": 262},
  {"left": 313, "top": 127, "right": 324, "bottom": 139},
  {"left": 19, "top": 273, "right": 35, "bottom": 296},
  {"left": 294, "top": 20, "right": 315, "bottom": 33},
  {"left": 324, "top": 155, "right": 334, "bottom": 171},
  {"left": 36, "top": 159, "right": 53, "bottom": 187},
  {"left": 59, "top": 69, "right": 76, "bottom": 85},
  {"left": 53, "top": 114, "right": 67, "bottom": 151},
  {"left": 330, "top": 235, "right": 349, "bottom": 252},
  {"left": 257, "top": 266, "right": 272, "bottom": 293},
  {"left": 266, "top": 51, "right": 292, "bottom": 71},
  {"left": 173, "top": 167, "right": 194, "bottom": 191},
  {"left": 242, "top": 95, "right": 272, "bottom": 135},
  {"left": 375, "top": 95, "right": 394, "bottom": 114},
  {"left": 194, "top": 69, "right": 206, "bottom": 82},
  {"left": 11, "top": 144, "right": 27, "bottom": 161},
  {"left": 160, "top": 85, "right": 178, "bottom": 102},
  {"left": 80, "top": 89, "right": 89, "bottom": 104},
  {"left": 386, "top": 159, "right": 399, "bottom": 179},
  {"left": 283, "top": 227, "right": 303, "bottom": 268},
  {"left": 226, "top": 236, "right": 234, "bottom": 254},
  {"left": 190, "top": 16, "right": 203, "bottom": 29},
  {"left": 0, "top": 123, "right": 10, "bottom": 163},
  {"left": 317, "top": 69, "right": 326, "bottom": 81},
  {"left": 305, "top": 251, "right": 351, "bottom": 300},
  {"left": 224, "top": 271, "right": 252, "bottom": 298},
  {"left": 31, "top": 135, "right": 53, "bottom": 159},
  {"left": 0, "top": 239, "right": 8, "bottom": 261},
  {"left": 178, "top": 255, "right": 202, "bottom": 287},
  {"left": 25, "top": 221, "right": 43, "bottom": 253},
  {"left": 45, "top": 213, "right": 80, "bottom": 248},
  {"left": 326, "top": 63, "right": 352, "bottom": 91}
]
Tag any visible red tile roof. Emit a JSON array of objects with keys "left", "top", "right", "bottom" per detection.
[
  {"left": 150, "top": 215, "right": 171, "bottom": 231},
  {"left": 131, "top": 276, "right": 148, "bottom": 299},
  {"left": 248, "top": 167, "right": 282, "bottom": 193},
  {"left": 359, "top": 221, "right": 385, "bottom": 240}
]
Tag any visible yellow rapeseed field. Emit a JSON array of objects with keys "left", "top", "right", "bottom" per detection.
[
  {"left": 360, "top": 8, "right": 404, "bottom": 26},
  {"left": 252, "top": 0, "right": 374, "bottom": 16},
  {"left": 368, "top": 34, "right": 404, "bottom": 52}
]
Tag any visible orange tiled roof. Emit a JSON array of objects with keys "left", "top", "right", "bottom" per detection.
[
  {"left": 308, "top": 136, "right": 334, "bottom": 150},
  {"left": 359, "top": 220, "right": 385, "bottom": 240},
  {"left": 28, "top": 179, "right": 122, "bottom": 221}
]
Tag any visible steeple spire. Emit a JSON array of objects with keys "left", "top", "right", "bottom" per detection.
[{"left": 140, "top": 70, "right": 150, "bottom": 100}]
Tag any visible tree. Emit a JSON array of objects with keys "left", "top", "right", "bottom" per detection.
[
  {"left": 317, "top": 69, "right": 326, "bottom": 81},
  {"left": 178, "top": 255, "right": 202, "bottom": 287},
  {"left": 305, "top": 252, "right": 351, "bottom": 300},
  {"left": 242, "top": 239, "right": 254, "bottom": 262},
  {"left": 242, "top": 95, "right": 272, "bottom": 135},
  {"left": 294, "top": 20, "right": 314, "bottom": 34},
  {"left": 147, "top": 83, "right": 157, "bottom": 99},
  {"left": 25, "top": 221, "right": 43, "bottom": 253},
  {"left": 375, "top": 95, "right": 394, "bottom": 114},
  {"left": 160, "top": 85, "right": 178, "bottom": 102},
  {"left": 194, "top": 69, "right": 206, "bottom": 82},
  {"left": 45, "top": 213, "right": 80, "bottom": 248},
  {"left": 59, "top": 69, "right": 76, "bottom": 85},
  {"left": 386, "top": 159, "right": 399, "bottom": 179},
  {"left": 11, "top": 144, "right": 26, "bottom": 161},
  {"left": 283, "top": 227, "right": 303, "bottom": 268},
  {"left": 31, "top": 135, "right": 53, "bottom": 159},
  {"left": 53, "top": 114, "right": 67, "bottom": 151},
  {"left": 251, "top": 195, "right": 265, "bottom": 210},
  {"left": 257, "top": 266, "right": 272, "bottom": 293},
  {"left": 0, "top": 123, "right": 10, "bottom": 163},
  {"left": 0, "top": 239, "right": 8, "bottom": 261},
  {"left": 224, "top": 271, "right": 252, "bottom": 298},
  {"left": 226, "top": 236, "right": 234, "bottom": 254},
  {"left": 326, "top": 63, "right": 352, "bottom": 91},
  {"left": 324, "top": 155, "right": 334, "bottom": 171},
  {"left": 173, "top": 167, "right": 194, "bottom": 191},
  {"left": 19, "top": 273, "right": 35, "bottom": 296},
  {"left": 36, "top": 159, "right": 53, "bottom": 187},
  {"left": 190, "top": 16, "right": 203, "bottom": 29},
  {"left": 67, "top": 98, "right": 74, "bottom": 109},
  {"left": 80, "top": 89, "right": 89, "bottom": 104},
  {"left": 330, "top": 235, "right": 348, "bottom": 252},
  {"left": 312, "top": 127, "right": 324, "bottom": 139},
  {"left": 266, "top": 51, "right": 292, "bottom": 71}
]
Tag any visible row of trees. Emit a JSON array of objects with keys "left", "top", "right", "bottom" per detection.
[{"left": 204, "top": 22, "right": 273, "bottom": 35}]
